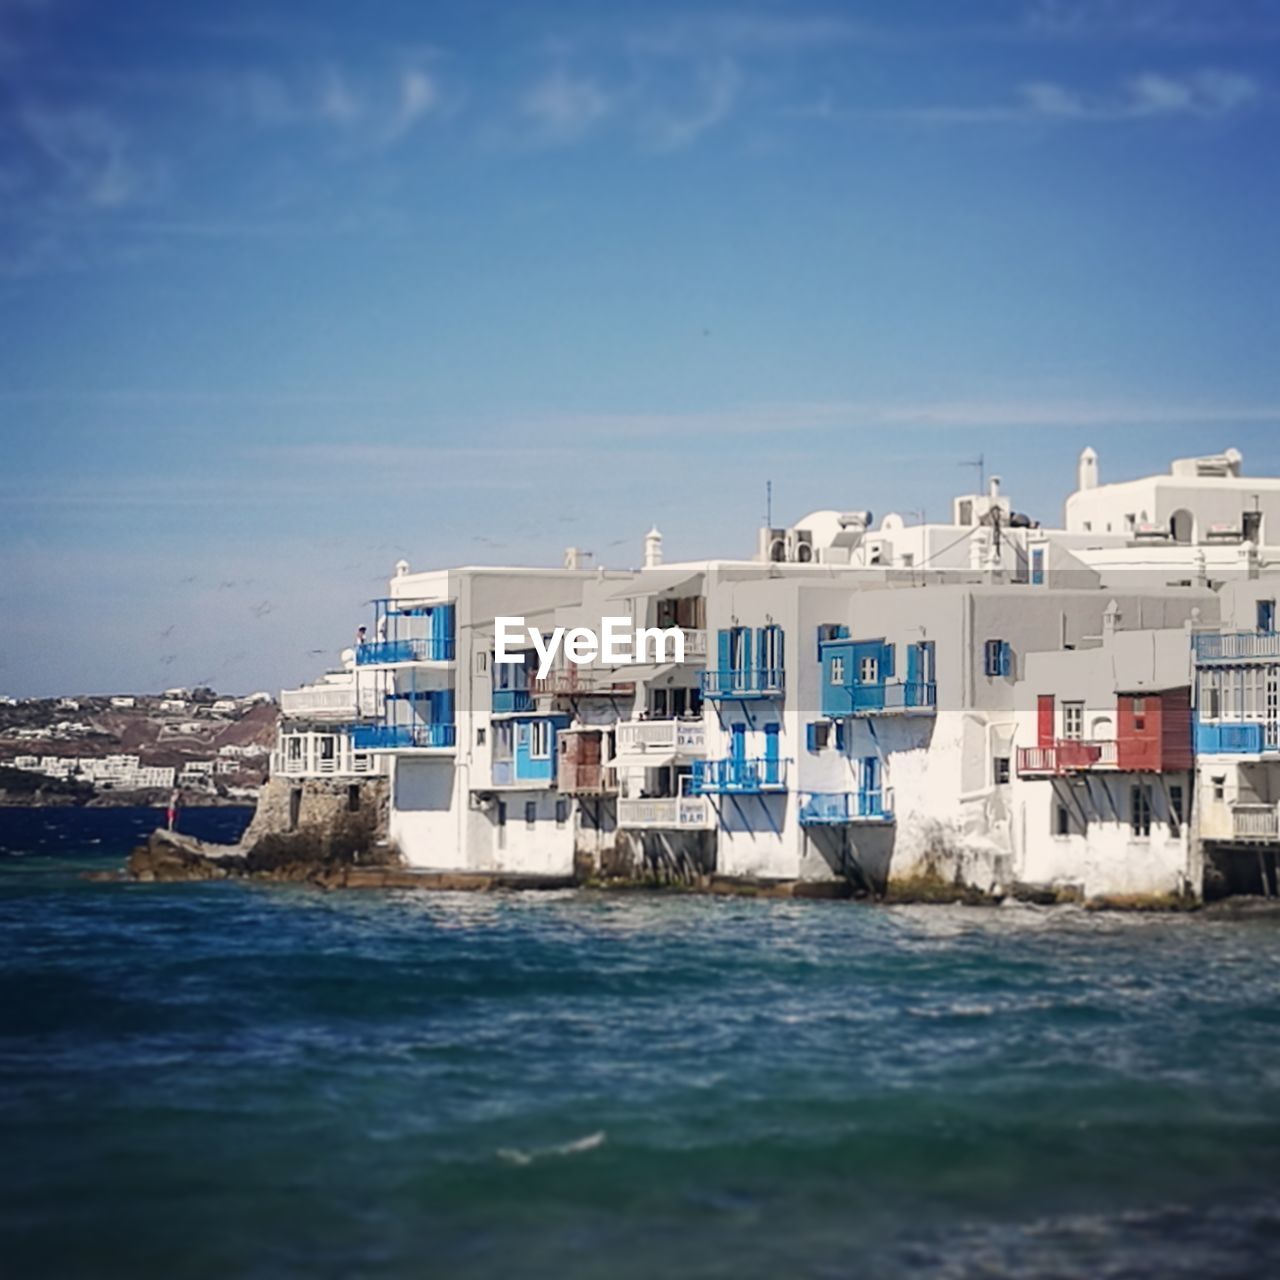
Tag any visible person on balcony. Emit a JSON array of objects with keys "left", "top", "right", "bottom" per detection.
[{"left": 355, "top": 625, "right": 367, "bottom": 648}]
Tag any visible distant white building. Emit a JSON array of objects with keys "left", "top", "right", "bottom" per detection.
[{"left": 109, "top": 696, "right": 136, "bottom": 709}]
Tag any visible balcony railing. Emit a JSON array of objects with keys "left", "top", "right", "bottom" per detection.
[
  {"left": 692, "top": 757, "right": 788, "bottom": 794},
  {"left": 350, "top": 723, "right": 456, "bottom": 751},
  {"left": 534, "top": 669, "right": 635, "bottom": 697},
  {"left": 356, "top": 636, "right": 455, "bottom": 665},
  {"left": 1194, "top": 631, "right": 1280, "bottom": 662},
  {"left": 835, "top": 681, "right": 937, "bottom": 716},
  {"left": 489, "top": 758, "right": 554, "bottom": 789},
  {"left": 1233, "top": 804, "right": 1280, "bottom": 842},
  {"left": 700, "top": 668, "right": 785, "bottom": 699},
  {"left": 798, "top": 789, "right": 894, "bottom": 825},
  {"left": 492, "top": 688, "right": 535, "bottom": 714},
  {"left": 1018, "top": 740, "right": 1107, "bottom": 775},
  {"left": 280, "top": 685, "right": 382, "bottom": 720},
  {"left": 614, "top": 719, "right": 707, "bottom": 757},
  {"left": 617, "top": 795, "right": 713, "bottom": 829},
  {"left": 1196, "top": 722, "right": 1266, "bottom": 754}
]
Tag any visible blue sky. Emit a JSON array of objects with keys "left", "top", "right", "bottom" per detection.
[{"left": 1, "top": 0, "right": 1278, "bottom": 696}]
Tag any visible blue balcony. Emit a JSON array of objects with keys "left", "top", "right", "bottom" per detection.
[
  {"left": 798, "top": 790, "right": 894, "bottom": 825},
  {"left": 350, "top": 723, "right": 456, "bottom": 751},
  {"left": 1193, "top": 631, "right": 1280, "bottom": 662},
  {"left": 692, "top": 757, "right": 788, "bottom": 794},
  {"left": 1196, "top": 722, "right": 1265, "bottom": 754},
  {"left": 822, "top": 680, "right": 937, "bottom": 719},
  {"left": 356, "top": 636, "right": 455, "bottom": 665},
  {"left": 700, "top": 668, "right": 784, "bottom": 700},
  {"left": 492, "top": 688, "right": 535, "bottom": 714}
]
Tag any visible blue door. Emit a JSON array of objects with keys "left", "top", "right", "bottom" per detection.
[
  {"left": 861, "top": 755, "right": 881, "bottom": 816},
  {"left": 763, "top": 723, "right": 780, "bottom": 786},
  {"left": 730, "top": 723, "right": 746, "bottom": 788},
  {"left": 851, "top": 640, "right": 884, "bottom": 711}
]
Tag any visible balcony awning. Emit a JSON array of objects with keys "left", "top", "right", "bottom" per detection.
[{"left": 604, "top": 569, "right": 704, "bottom": 600}]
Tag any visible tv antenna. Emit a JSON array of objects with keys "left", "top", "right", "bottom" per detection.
[
  {"left": 960, "top": 453, "right": 985, "bottom": 493},
  {"left": 765, "top": 480, "right": 773, "bottom": 529}
]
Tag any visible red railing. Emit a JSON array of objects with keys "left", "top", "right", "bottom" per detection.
[{"left": 1018, "top": 738, "right": 1171, "bottom": 776}]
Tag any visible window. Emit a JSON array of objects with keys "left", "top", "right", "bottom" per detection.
[
  {"left": 1259, "top": 599, "right": 1277, "bottom": 633},
  {"left": 806, "top": 721, "right": 831, "bottom": 752},
  {"left": 347, "top": 784, "right": 360, "bottom": 813},
  {"left": 1132, "top": 697, "right": 1146, "bottom": 731},
  {"left": 901, "top": 553, "right": 914, "bottom": 568},
  {"left": 817, "top": 623, "right": 847, "bottom": 655},
  {"left": 476, "top": 727, "right": 486, "bottom": 747},
  {"left": 1055, "top": 804, "right": 1070, "bottom": 837},
  {"left": 286, "top": 736, "right": 303, "bottom": 762},
  {"left": 994, "top": 756, "right": 1010, "bottom": 785},
  {"left": 1203, "top": 684, "right": 1220, "bottom": 720},
  {"left": 525, "top": 801, "right": 537, "bottom": 829},
  {"left": 1169, "top": 784, "right": 1184, "bottom": 837},
  {"left": 859, "top": 655, "right": 879, "bottom": 684},
  {"left": 830, "top": 655, "right": 845, "bottom": 686},
  {"left": 760, "top": 624, "right": 784, "bottom": 677},
  {"left": 1062, "top": 702, "right": 1084, "bottom": 740},
  {"left": 555, "top": 799, "right": 569, "bottom": 828},
  {"left": 476, "top": 651, "right": 489, "bottom": 674},
  {"left": 1212, "top": 775, "right": 1226, "bottom": 802},
  {"left": 1031, "top": 547, "right": 1045, "bottom": 585},
  {"left": 984, "top": 640, "right": 1011, "bottom": 677},
  {"left": 1131, "top": 784, "right": 1152, "bottom": 838},
  {"left": 530, "top": 721, "right": 551, "bottom": 759},
  {"left": 834, "top": 720, "right": 846, "bottom": 753}
]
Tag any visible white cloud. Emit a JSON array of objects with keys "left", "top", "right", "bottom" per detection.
[
  {"left": 520, "top": 67, "right": 610, "bottom": 143},
  {"left": 19, "top": 105, "right": 147, "bottom": 207},
  {"left": 645, "top": 58, "right": 742, "bottom": 150},
  {"left": 388, "top": 68, "right": 437, "bottom": 139},
  {"left": 318, "top": 68, "right": 363, "bottom": 125},
  {"left": 873, "top": 68, "right": 1262, "bottom": 125}
]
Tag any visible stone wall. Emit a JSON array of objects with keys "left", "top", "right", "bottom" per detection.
[{"left": 240, "top": 774, "right": 395, "bottom": 864}]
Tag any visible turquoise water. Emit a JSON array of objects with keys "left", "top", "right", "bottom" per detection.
[{"left": 3, "top": 809, "right": 1280, "bottom": 1278}]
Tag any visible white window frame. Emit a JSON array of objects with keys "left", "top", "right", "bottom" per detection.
[
  {"left": 859, "top": 656, "right": 878, "bottom": 684},
  {"left": 1062, "top": 702, "right": 1084, "bottom": 741},
  {"left": 530, "top": 720, "right": 551, "bottom": 759},
  {"left": 830, "top": 655, "right": 845, "bottom": 685}
]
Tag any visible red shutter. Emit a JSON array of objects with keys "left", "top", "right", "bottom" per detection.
[{"left": 1037, "top": 695, "right": 1055, "bottom": 748}]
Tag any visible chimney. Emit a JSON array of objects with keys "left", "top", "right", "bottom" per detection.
[
  {"left": 644, "top": 526, "right": 663, "bottom": 569},
  {"left": 564, "top": 547, "right": 582, "bottom": 571},
  {"left": 1077, "top": 447, "right": 1099, "bottom": 493},
  {"left": 394, "top": 559, "right": 410, "bottom": 578},
  {"left": 988, "top": 475, "right": 1001, "bottom": 501}
]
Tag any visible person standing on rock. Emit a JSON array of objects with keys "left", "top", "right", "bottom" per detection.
[{"left": 167, "top": 788, "right": 180, "bottom": 832}]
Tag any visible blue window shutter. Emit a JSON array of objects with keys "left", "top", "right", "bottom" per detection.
[
  {"left": 835, "top": 720, "right": 846, "bottom": 752},
  {"left": 806, "top": 722, "right": 817, "bottom": 752},
  {"left": 881, "top": 642, "right": 895, "bottom": 679},
  {"left": 999, "top": 642, "right": 1012, "bottom": 677},
  {"left": 743, "top": 627, "right": 753, "bottom": 674},
  {"left": 717, "top": 628, "right": 732, "bottom": 672},
  {"left": 775, "top": 625, "right": 784, "bottom": 673}
]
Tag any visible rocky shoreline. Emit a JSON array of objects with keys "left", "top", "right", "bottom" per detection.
[{"left": 102, "top": 825, "right": 1234, "bottom": 911}]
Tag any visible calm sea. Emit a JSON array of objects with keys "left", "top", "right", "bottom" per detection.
[{"left": 3, "top": 806, "right": 1280, "bottom": 1279}]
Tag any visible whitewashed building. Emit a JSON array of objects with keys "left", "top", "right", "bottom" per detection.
[{"left": 268, "top": 446, "right": 1280, "bottom": 899}]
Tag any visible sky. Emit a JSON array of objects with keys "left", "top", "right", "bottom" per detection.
[{"left": 1, "top": 0, "right": 1278, "bottom": 697}]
